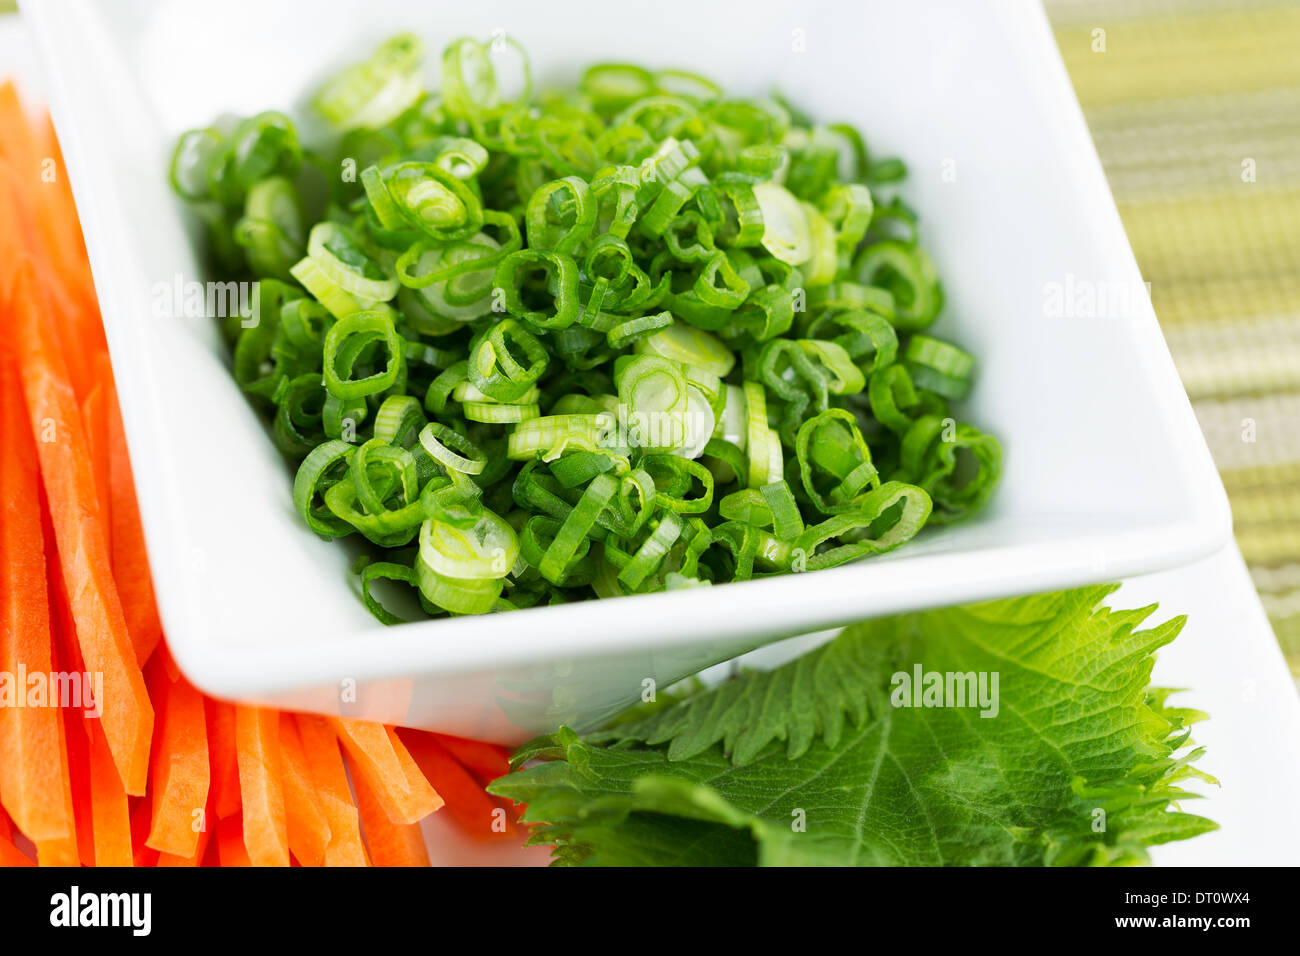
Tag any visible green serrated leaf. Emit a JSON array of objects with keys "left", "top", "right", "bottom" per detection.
[{"left": 490, "top": 586, "right": 1218, "bottom": 866}]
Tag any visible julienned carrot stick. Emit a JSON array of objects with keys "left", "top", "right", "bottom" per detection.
[
  {"left": 128, "top": 792, "right": 156, "bottom": 867},
  {"left": 85, "top": 723, "right": 133, "bottom": 867},
  {"left": 0, "top": 843, "right": 36, "bottom": 866},
  {"left": 399, "top": 730, "right": 511, "bottom": 840},
  {"left": 0, "top": 92, "right": 100, "bottom": 401},
  {"left": 6, "top": 257, "right": 153, "bottom": 795},
  {"left": 2, "top": 158, "right": 151, "bottom": 796},
  {"left": 41, "top": 510, "right": 88, "bottom": 869},
  {"left": 331, "top": 718, "right": 442, "bottom": 825},
  {"left": 156, "top": 797, "right": 213, "bottom": 867},
  {"left": 234, "top": 706, "right": 289, "bottom": 867},
  {"left": 82, "top": 382, "right": 111, "bottom": 548},
  {"left": 0, "top": 823, "right": 34, "bottom": 867},
  {"left": 34, "top": 115, "right": 99, "bottom": 317},
  {"left": 294, "top": 715, "right": 368, "bottom": 867},
  {"left": 216, "top": 814, "right": 251, "bottom": 867},
  {"left": 0, "top": 94, "right": 93, "bottom": 400},
  {"left": 348, "top": 755, "right": 429, "bottom": 867},
  {"left": 429, "top": 733, "right": 512, "bottom": 784},
  {"left": 0, "top": 83, "right": 39, "bottom": 180},
  {"left": 47, "top": 536, "right": 134, "bottom": 869},
  {"left": 33, "top": 705, "right": 80, "bottom": 867},
  {"left": 393, "top": 727, "right": 444, "bottom": 814},
  {"left": 0, "top": 355, "right": 77, "bottom": 846},
  {"left": 205, "top": 700, "right": 242, "bottom": 820},
  {"left": 91, "top": 353, "right": 162, "bottom": 666},
  {"left": 0, "top": 148, "right": 37, "bottom": 265},
  {"left": 44, "top": 277, "right": 98, "bottom": 405},
  {"left": 62, "top": 698, "right": 96, "bottom": 866},
  {"left": 0, "top": 807, "right": 30, "bottom": 867},
  {"left": 146, "top": 674, "right": 210, "bottom": 858},
  {"left": 278, "top": 715, "right": 331, "bottom": 867},
  {"left": 331, "top": 718, "right": 407, "bottom": 803}
]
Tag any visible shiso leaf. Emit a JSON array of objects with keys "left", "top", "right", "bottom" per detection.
[{"left": 490, "top": 585, "right": 1218, "bottom": 866}]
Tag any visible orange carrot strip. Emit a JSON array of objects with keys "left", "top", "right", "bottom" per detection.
[
  {"left": 48, "top": 536, "right": 133, "bottom": 869},
  {"left": 392, "top": 727, "right": 444, "bottom": 814},
  {"left": 0, "top": 805, "right": 30, "bottom": 866},
  {"left": 349, "top": 756, "right": 429, "bottom": 867},
  {"left": 399, "top": 730, "right": 512, "bottom": 840},
  {"left": 6, "top": 256, "right": 153, "bottom": 793},
  {"left": 294, "top": 715, "right": 367, "bottom": 868},
  {"left": 429, "top": 732, "right": 512, "bottom": 783},
  {"left": 0, "top": 829, "right": 35, "bottom": 867},
  {"left": 33, "top": 710, "right": 80, "bottom": 867},
  {"left": 93, "top": 355, "right": 164, "bottom": 667},
  {"left": 331, "top": 718, "right": 407, "bottom": 801},
  {"left": 45, "top": 280, "right": 99, "bottom": 405},
  {"left": 0, "top": 161, "right": 36, "bottom": 278},
  {"left": 205, "top": 699, "right": 242, "bottom": 819},
  {"left": 156, "top": 797, "right": 213, "bottom": 867},
  {"left": 0, "top": 94, "right": 93, "bottom": 400},
  {"left": 67, "top": 735, "right": 95, "bottom": 867},
  {"left": 234, "top": 706, "right": 289, "bottom": 867},
  {"left": 0, "top": 354, "right": 77, "bottom": 846},
  {"left": 216, "top": 814, "right": 251, "bottom": 867},
  {"left": 146, "top": 675, "right": 210, "bottom": 857},
  {"left": 129, "top": 792, "right": 157, "bottom": 867},
  {"left": 0, "top": 95, "right": 98, "bottom": 400},
  {"left": 0, "top": 83, "right": 39, "bottom": 179},
  {"left": 332, "top": 718, "right": 441, "bottom": 825},
  {"left": 278, "top": 715, "right": 331, "bottom": 867},
  {"left": 35, "top": 838, "right": 80, "bottom": 867},
  {"left": 61, "top": 699, "right": 97, "bottom": 866},
  {"left": 42, "top": 515, "right": 94, "bottom": 870},
  {"left": 33, "top": 114, "right": 98, "bottom": 313},
  {"left": 84, "top": 723, "right": 133, "bottom": 867},
  {"left": 58, "top": 644, "right": 132, "bottom": 868},
  {"left": 81, "top": 382, "right": 111, "bottom": 547},
  {"left": 39, "top": 448, "right": 91, "bottom": 870}
]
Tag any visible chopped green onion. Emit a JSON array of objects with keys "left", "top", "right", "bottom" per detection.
[
  {"left": 752, "top": 182, "right": 813, "bottom": 266},
  {"left": 322, "top": 310, "right": 405, "bottom": 399},
  {"left": 173, "top": 33, "right": 1001, "bottom": 624},
  {"left": 420, "top": 509, "right": 518, "bottom": 580},
  {"left": 902, "top": 334, "right": 975, "bottom": 400},
  {"left": 314, "top": 33, "right": 425, "bottom": 131}
]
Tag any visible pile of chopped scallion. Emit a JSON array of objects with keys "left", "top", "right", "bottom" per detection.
[{"left": 169, "top": 33, "right": 1001, "bottom": 623}]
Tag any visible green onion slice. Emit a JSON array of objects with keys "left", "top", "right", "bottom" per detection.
[{"left": 419, "top": 508, "right": 519, "bottom": 580}]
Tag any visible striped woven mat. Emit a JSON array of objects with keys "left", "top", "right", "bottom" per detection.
[{"left": 1048, "top": 0, "right": 1300, "bottom": 675}]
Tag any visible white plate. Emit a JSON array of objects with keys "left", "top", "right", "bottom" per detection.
[{"left": 23, "top": 0, "right": 1231, "bottom": 739}]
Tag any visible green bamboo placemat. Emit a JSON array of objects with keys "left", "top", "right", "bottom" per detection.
[{"left": 1048, "top": 0, "right": 1300, "bottom": 675}]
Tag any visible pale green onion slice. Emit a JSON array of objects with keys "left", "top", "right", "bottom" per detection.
[
  {"left": 415, "top": 555, "right": 503, "bottom": 613},
  {"left": 744, "top": 382, "right": 769, "bottom": 486},
  {"left": 507, "top": 414, "right": 609, "bottom": 460},
  {"left": 419, "top": 422, "right": 488, "bottom": 475},
  {"left": 753, "top": 182, "right": 813, "bottom": 265},
  {"left": 713, "top": 383, "right": 748, "bottom": 450},
  {"left": 419, "top": 509, "right": 519, "bottom": 580},
  {"left": 314, "top": 33, "right": 425, "bottom": 131},
  {"left": 633, "top": 322, "right": 736, "bottom": 377},
  {"left": 617, "top": 355, "right": 690, "bottom": 452}
]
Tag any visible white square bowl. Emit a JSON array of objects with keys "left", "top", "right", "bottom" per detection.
[{"left": 22, "top": 0, "right": 1230, "bottom": 741}]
